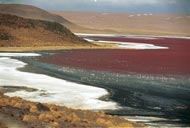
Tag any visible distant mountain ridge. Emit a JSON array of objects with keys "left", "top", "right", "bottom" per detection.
[
  {"left": 0, "top": 13, "right": 88, "bottom": 47},
  {"left": 53, "top": 11, "right": 190, "bottom": 36},
  {"left": 0, "top": 4, "right": 72, "bottom": 25}
]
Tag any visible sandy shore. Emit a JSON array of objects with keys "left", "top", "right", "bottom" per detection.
[{"left": 0, "top": 43, "right": 118, "bottom": 52}]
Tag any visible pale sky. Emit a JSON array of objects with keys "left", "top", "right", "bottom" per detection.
[{"left": 0, "top": 0, "right": 189, "bottom": 13}]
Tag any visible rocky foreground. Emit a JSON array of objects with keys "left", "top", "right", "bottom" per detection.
[{"left": 0, "top": 93, "right": 144, "bottom": 128}]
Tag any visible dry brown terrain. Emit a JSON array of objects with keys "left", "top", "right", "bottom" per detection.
[
  {"left": 0, "top": 13, "right": 118, "bottom": 51},
  {"left": 0, "top": 4, "right": 71, "bottom": 26},
  {"left": 0, "top": 93, "right": 144, "bottom": 128},
  {"left": 0, "top": 4, "right": 84, "bottom": 34},
  {"left": 0, "top": 44, "right": 118, "bottom": 52},
  {"left": 52, "top": 11, "right": 190, "bottom": 36},
  {"left": 1, "top": 4, "right": 189, "bottom": 36},
  {"left": 0, "top": 13, "right": 95, "bottom": 48}
]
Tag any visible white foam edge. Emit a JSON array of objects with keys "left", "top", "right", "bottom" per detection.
[
  {"left": 85, "top": 38, "right": 169, "bottom": 49},
  {"left": 75, "top": 33, "right": 190, "bottom": 39},
  {"left": 0, "top": 53, "right": 40, "bottom": 57}
]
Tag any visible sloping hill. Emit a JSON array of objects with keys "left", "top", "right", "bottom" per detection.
[
  {"left": 0, "top": 13, "right": 89, "bottom": 47},
  {"left": 0, "top": 4, "right": 71, "bottom": 25},
  {"left": 0, "top": 4, "right": 100, "bottom": 35}
]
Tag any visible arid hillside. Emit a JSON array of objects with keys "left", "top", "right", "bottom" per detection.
[
  {"left": 0, "top": 4, "right": 72, "bottom": 25},
  {"left": 0, "top": 13, "right": 90, "bottom": 47},
  {"left": 52, "top": 11, "right": 190, "bottom": 36}
]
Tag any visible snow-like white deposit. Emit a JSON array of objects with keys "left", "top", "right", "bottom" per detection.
[
  {"left": 124, "top": 116, "right": 182, "bottom": 127},
  {"left": 85, "top": 39, "right": 168, "bottom": 50},
  {"left": 0, "top": 55, "right": 118, "bottom": 110},
  {"left": 0, "top": 53, "right": 40, "bottom": 57},
  {"left": 75, "top": 33, "right": 190, "bottom": 39}
]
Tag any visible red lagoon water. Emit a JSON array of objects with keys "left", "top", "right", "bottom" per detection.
[
  {"left": 85, "top": 36, "right": 190, "bottom": 51},
  {"left": 41, "top": 37, "right": 190, "bottom": 76}
]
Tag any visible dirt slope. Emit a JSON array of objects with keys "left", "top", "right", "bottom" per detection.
[
  {"left": 0, "top": 4, "right": 72, "bottom": 25},
  {"left": 0, "top": 13, "right": 90, "bottom": 47}
]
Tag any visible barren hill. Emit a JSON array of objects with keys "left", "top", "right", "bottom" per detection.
[
  {"left": 0, "top": 4, "right": 91, "bottom": 38},
  {"left": 0, "top": 4, "right": 108, "bottom": 35},
  {"left": 0, "top": 13, "right": 89, "bottom": 47},
  {"left": 0, "top": 4, "right": 71, "bottom": 25}
]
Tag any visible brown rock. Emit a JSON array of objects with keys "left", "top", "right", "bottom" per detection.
[
  {"left": 12, "top": 96, "right": 22, "bottom": 101},
  {"left": 23, "top": 115, "right": 38, "bottom": 122},
  {"left": 36, "top": 103, "right": 49, "bottom": 111},
  {"left": 45, "top": 114, "right": 54, "bottom": 121},
  {"left": 104, "top": 120, "right": 113, "bottom": 127},
  {"left": 0, "top": 93, "right": 4, "bottom": 97},
  {"left": 70, "top": 113, "right": 80, "bottom": 122},
  {"left": 96, "top": 118, "right": 113, "bottom": 127},
  {"left": 50, "top": 105, "right": 58, "bottom": 112},
  {"left": 52, "top": 111, "right": 61, "bottom": 119},
  {"left": 10, "top": 99, "right": 17, "bottom": 106},
  {"left": 96, "top": 118, "right": 106, "bottom": 124},
  {"left": 116, "top": 123, "right": 134, "bottom": 128},
  {"left": 39, "top": 113, "right": 54, "bottom": 122},
  {"left": 98, "top": 111, "right": 105, "bottom": 117},
  {"left": 50, "top": 122, "right": 59, "bottom": 128},
  {"left": 29, "top": 105, "right": 38, "bottom": 113},
  {"left": 0, "top": 93, "right": 145, "bottom": 128},
  {"left": 0, "top": 99, "right": 6, "bottom": 106},
  {"left": 14, "top": 103, "right": 22, "bottom": 108},
  {"left": 38, "top": 113, "right": 46, "bottom": 121}
]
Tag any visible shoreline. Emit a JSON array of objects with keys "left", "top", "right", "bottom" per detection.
[
  {"left": 0, "top": 43, "right": 119, "bottom": 52},
  {"left": 0, "top": 92, "right": 144, "bottom": 128},
  {"left": 0, "top": 53, "right": 143, "bottom": 127},
  {"left": 0, "top": 51, "right": 189, "bottom": 127},
  {"left": 0, "top": 56, "right": 144, "bottom": 127},
  {"left": 1, "top": 33, "right": 189, "bottom": 52},
  {"left": 18, "top": 54, "right": 190, "bottom": 127},
  {"left": 0, "top": 34, "right": 189, "bottom": 127},
  {"left": 0, "top": 56, "right": 119, "bottom": 110},
  {"left": 25, "top": 51, "right": 190, "bottom": 126}
]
